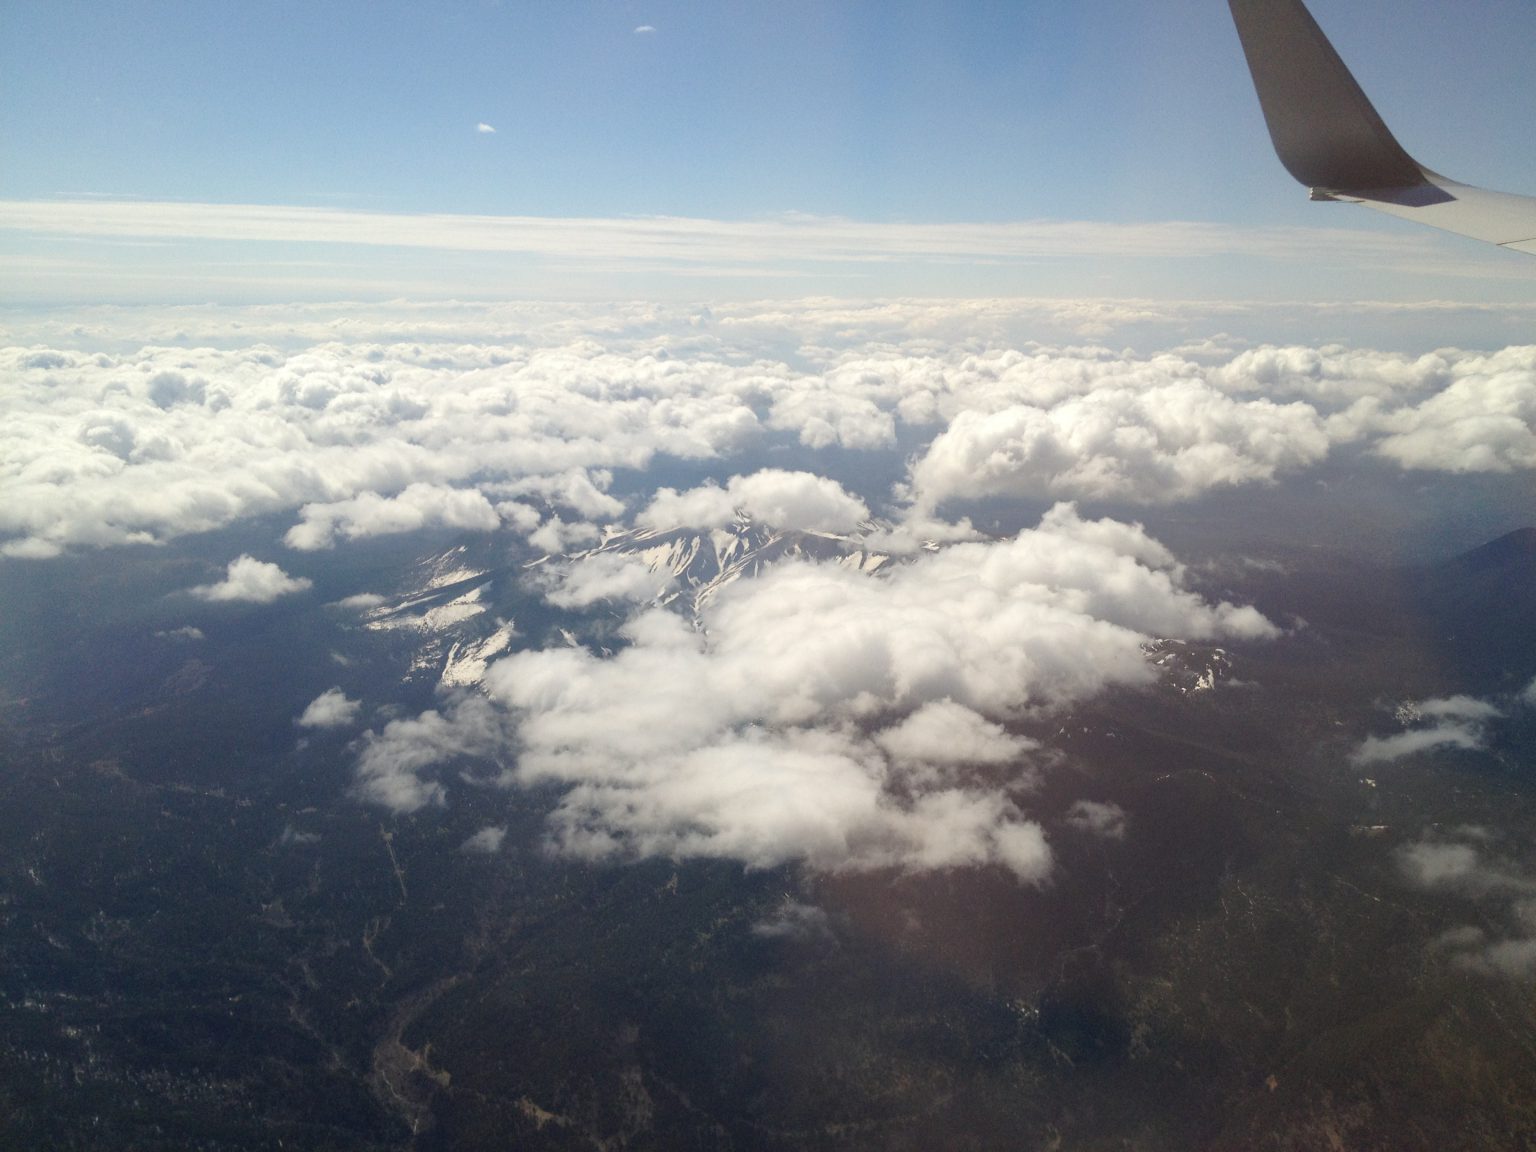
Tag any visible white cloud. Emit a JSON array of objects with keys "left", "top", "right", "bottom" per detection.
[
  {"left": 1400, "top": 841, "right": 1490, "bottom": 890},
  {"left": 4, "top": 309, "right": 1532, "bottom": 561},
  {"left": 461, "top": 826, "right": 507, "bottom": 853},
  {"left": 0, "top": 336, "right": 753, "bottom": 556},
  {"left": 1353, "top": 725, "right": 1484, "bottom": 764},
  {"left": 334, "top": 592, "right": 386, "bottom": 610},
  {"left": 542, "top": 551, "right": 673, "bottom": 609},
  {"left": 1351, "top": 694, "right": 1502, "bottom": 764},
  {"left": 353, "top": 696, "right": 506, "bottom": 812},
  {"left": 476, "top": 122, "right": 496, "bottom": 134},
  {"left": 1371, "top": 359, "right": 1536, "bottom": 473},
  {"left": 908, "top": 381, "right": 1329, "bottom": 509},
  {"left": 156, "top": 625, "right": 204, "bottom": 641},
  {"left": 189, "top": 555, "right": 312, "bottom": 603},
  {"left": 527, "top": 515, "right": 600, "bottom": 555},
  {"left": 633, "top": 24, "right": 655, "bottom": 34},
  {"left": 1399, "top": 832, "right": 1536, "bottom": 978},
  {"left": 285, "top": 483, "right": 501, "bottom": 550},
  {"left": 1416, "top": 695, "right": 1504, "bottom": 722},
  {"left": 1523, "top": 676, "right": 1536, "bottom": 707},
  {"left": 492, "top": 469, "right": 626, "bottom": 522},
  {"left": 638, "top": 469, "right": 869, "bottom": 534},
  {"left": 635, "top": 484, "right": 736, "bottom": 532},
  {"left": 0, "top": 199, "right": 1459, "bottom": 268},
  {"left": 297, "top": 687, "right": 362, "bottom": 730},
  {"left": 1, "top": 536, "right": 62, "bottom": 559},
  {"left": 767, "top": 388, "right": 895, "bottom": 450},
  {"left": 873, "top": 700, "right": 1038, "bottom": 787}
]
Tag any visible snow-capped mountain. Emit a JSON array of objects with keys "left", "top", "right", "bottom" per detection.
[
  {"left": 573, "top": 515, "right": 892, "bottom": 620},
  {"left": 1139, "top": 638, "right": 1234, "bottom": 694},
  {"left": 361, "top": 536, "right": 1249, "bottom": 696},
  {"left": 352, "top": 546, "right": 513, "bottom": 685}
]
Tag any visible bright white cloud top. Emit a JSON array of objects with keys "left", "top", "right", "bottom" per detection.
[
  {"left": 639, "top": 471, "right": 869, "bottom": 533},
  {"left": 297, "top": 688, "right": 363, "bottom": 730},
  {"left": 188, "top": 555, "right": 312, "bottom": 603},
  {"left": 3, "top": 302, "right": 1535, "bottom": 561}
]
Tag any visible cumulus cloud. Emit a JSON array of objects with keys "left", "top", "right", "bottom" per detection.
[
  {"left": 353, "top": 695, "right": 507, "bottom": 813},
  {"left": 767, "top": 389, "right": 895, "bottom": 451},
  {"left": 527, "top": 516, "right": 600, "bottom": 555},
  {"left": 493, "top": 469, "right": 626, "bottom": 523},
  {"left": 873, "top": 700, "right": 1039, "bottom": 787},
  {"left": 639, "top": 470, "right": 870, "bottom": 534},
  {"left": 297, "top": 687, "right": 362, "bottom": 730},
  {"left": 476, "top": 122, "right": 496, "bottom": 134},
  {"left": 908, "top": 382, "right": 1329, "bottom": 510},
  {"left": 286, "top": 483, "right": 501, "bottom": 549},
  {"left": 0, "top": 335, "right": 754, "bottom": 556},
  {"left": 3, "top": 310, "right": 1532, "bottom": 560},
  {"left": 541, "top": 551, "right": 674, "bottom": 609},
  {"left": 1371, "top": 369, "right": 1536, "bottom": 473},
  {"left": 633, "top": 24, "right": 655, "bottom": 34},
  {"left": 189, "top": 555, "right": 312, "bottom": 603},
  {"left": 357, "top": 504, "right": 1273, "bottom": 884}
]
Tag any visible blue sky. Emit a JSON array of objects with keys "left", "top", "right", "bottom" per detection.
[{"left": 3, "top": 0, "right": 1534, "bottom": 304}]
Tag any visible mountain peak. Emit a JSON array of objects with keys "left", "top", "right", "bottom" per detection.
[{"left": 1448, "top": 527, "right": 1536, "bottom": 573}]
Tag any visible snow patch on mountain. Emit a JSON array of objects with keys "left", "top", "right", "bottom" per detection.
[
  {"left": 1140, "top": 638, "right": 1233, "bottom": 694},
  {"left": 365, "top": 586, "right": 488, "bottom": 634},
  {"left": 441, "top": 622, "right": 518, "bottom": 688},
  {"left": 570, "top": 515, "right": 892, "bottom": 620}
]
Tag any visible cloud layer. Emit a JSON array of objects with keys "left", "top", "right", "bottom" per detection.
[{"left": 5, "top": 306, "right": 1532, "bottom": 560}]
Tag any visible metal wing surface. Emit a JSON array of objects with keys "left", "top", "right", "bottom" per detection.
[{"left": 1227, "top": 0, "right": 1536, "bottom": 255}]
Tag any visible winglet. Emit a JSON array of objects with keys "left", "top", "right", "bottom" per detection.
[
  {"left": 1227, "top": 0, "right": 1536, "bottom": 253},
  {"left": 1226, "top": 0, "right": 1427, "bottom": 194}
]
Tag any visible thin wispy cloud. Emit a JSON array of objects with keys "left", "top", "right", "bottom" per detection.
[
  {"left": 634, "top": 24, "right": 655, "bottom": 34},
  {"left": 475, "top": 122, "right": 496, "bottom": 134},
  {"left": 0, "top": 199, "right": 1487, "bottom": 274}
]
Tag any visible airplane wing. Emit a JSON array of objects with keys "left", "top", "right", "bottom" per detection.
[{"left": 1227, "top": 0, "right": 1536, "bottom": 256}]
